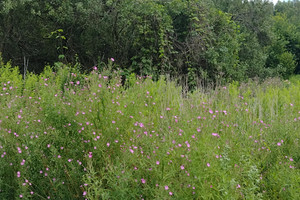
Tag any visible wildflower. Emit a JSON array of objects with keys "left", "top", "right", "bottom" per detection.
[
  {"left": 186, "top": 142, "right": 190, "bottom": 148},
  {"left": 207, "top": 163, "right": 210, "bottom": 167},
  {"left": 156, "top": 161, "right": 160, "bottom": 165},
  {"left": 277, "top": 142, "right": 281, "bottom": 146},
  {"left": 236, "top": 184, "right": 241, "bottom": 189},
  {"left": 169, "top": 192, "right": 173, "bottom": 196},
  {"left": 212, "top": 133, "right": 220, "bottom": 137},
  {"left": 139, "top": 123, "right": 144, "bottom": 128},
  {"left": 111, "top": 58, "right": 115, "bottom": 62},
  {"left": 21, "top": 159, "right": 25, "bottom": 165},
  {"left": 88, "top": 152, "right": 92, "bottom": 158},
  {"left": 141, "top": 178, "right": 146, "bottom": 184},
  {"left": 165, "top": 185, "right": 169, "bottom": 190},
  {"left": 180, "top": 165, "right": 184, "bottom": 170}
]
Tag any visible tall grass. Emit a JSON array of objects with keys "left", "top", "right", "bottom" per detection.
[{"left": 0, "top": 62, "right": 299, "bottom": 199}]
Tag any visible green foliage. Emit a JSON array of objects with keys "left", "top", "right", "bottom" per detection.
[
  {"left": 0, "top": 60, "right": 23, "bottom": 95},
  {"left": 0, "top": 65, "right": 299, "bottom": 199},
  {"left": 0, "top": 0, "right": 300, "bottom": 85},
  {"left": 272, "top": 11, "right": 300, "bottom": 74},
  {"left": 278, "top": 51, "right": 297, "bottom": 78},
  {"left": 205, "top": 10, "right": 243, "bottom": 82}
]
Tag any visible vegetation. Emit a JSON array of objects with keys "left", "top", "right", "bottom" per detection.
[
  {"left": 0, "top": 0, "right": 300, "bottom": 87},
  {"left": 1, "top": 1, "right": 300, "bottom": 199},
  {"left": 0, "top": 60, "right": 299, "bottom": 199}
]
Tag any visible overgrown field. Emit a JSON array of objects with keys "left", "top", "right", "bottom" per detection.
[{"left": 0, "top": 63, "right": 299, "bottom": 199}]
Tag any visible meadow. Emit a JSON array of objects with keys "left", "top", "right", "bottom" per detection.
[{"left": 0, "top": 61, "right": 299, "bottom": 199}]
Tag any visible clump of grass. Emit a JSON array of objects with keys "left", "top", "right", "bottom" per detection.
[{"left": 0, "top": 61, "right": 299, "bottom": 199}]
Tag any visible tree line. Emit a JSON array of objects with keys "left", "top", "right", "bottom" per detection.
[{"left": 0, "top": 0, "right": 299, "bottom": 86}]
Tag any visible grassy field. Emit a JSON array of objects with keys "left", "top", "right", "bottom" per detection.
[{"left": 0, "top": 62, "right": 299, "bottom": 199}]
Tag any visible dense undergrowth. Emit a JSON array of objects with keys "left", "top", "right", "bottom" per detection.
[{"left": 0, "top": 61, "right": 299, "bottom": 199}]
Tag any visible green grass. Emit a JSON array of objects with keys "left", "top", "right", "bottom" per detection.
[{"left": 0, "top": 62, "right": 299, "bottom": 199}]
